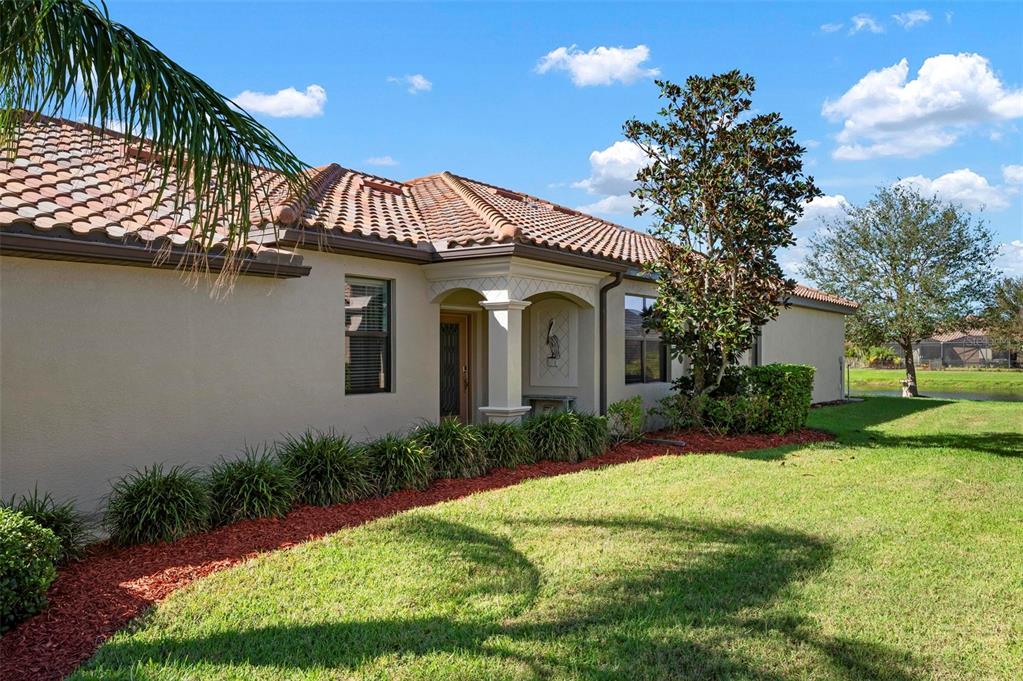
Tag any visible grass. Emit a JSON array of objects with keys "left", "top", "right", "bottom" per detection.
[
  {"left": 849, "top": 367, "right": 1023, "bottom": 394},
  {"left": 74, "top": 398, "right": 1022, "bottom": 680}
]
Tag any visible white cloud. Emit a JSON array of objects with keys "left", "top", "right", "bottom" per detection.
[
  {"left": 850, "top": 14, "right": 884, "bottom": 34},
  {"left": 233, "top": 84, "right": 326, "bottom": 118},
  {"left": 823, "top": 53, "right": 1023, "bottom": 160},
  {"left": 1002, "top": 164, "right": 1023, "bottom": 185},
  {"left": 572, "top": 141, "right": 649, "bottom": 216},
  {"left": 536, "top": 45, "right": 659, "bottom": 87},
  {"left": 573, "top": 140, "right": 648, "bottom": 196},
  {"left": 994, "top": 240, "right": 1023, "bottom": 277},
  {"left": 365, "top": 156, "right": 398, "bottom": 167},
  {"left": 897, "top": 168, "right": 1019, "bottom": 211},
  {"left": 388, "top": 74, "right": 432, "bottom": 94},
  {"left": 780, "top": 194, "right": 851, "bottom": 277},
  {"left": 577, "top": 194, "right": 640, "bottom": 216},
  {"left": 893, "top": 10, "right": 931, "bottom": 29},
  {"left": 797, "top": 194, "right": 851, "bottom": 230},
  {"left": 820, "top": 22, "right": 844, "bottom": 33}
]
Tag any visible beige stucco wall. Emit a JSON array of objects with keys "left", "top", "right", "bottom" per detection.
[
  {"left": 1, "top": 252, "right": 848, "bottom": 512},
  {"left": 605, "top": 278, "right": 685, "bottom": 423},
  {"left": 0, "top": 252, "right": 439, "bottom": 512},
  {"left": 760, "top": 305, "right": 846, "bottom": 403},
  {"left": 519, "top": 294, "right": 599, "bottom": 413}
]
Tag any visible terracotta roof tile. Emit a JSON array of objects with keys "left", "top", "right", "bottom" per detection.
[
  {"left": 407, "top": 172, "right": 663, "bottom": 264},
  {"left": 791, "top": 284, "right": 859, "bottom": 310},
  {"left": 0, "top": 117, "right": 857, "bottom": 309}
]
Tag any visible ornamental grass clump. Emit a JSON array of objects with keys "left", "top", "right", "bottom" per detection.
[
  {"left": 277, "top": 429, "right": 377, "bottom": 506},
  {"left": 0, "top": 507, "right": 61, "bottom": 633},
  {"left": 414, "top": 418, "right": 487, "bottom": 479},
  {"left": 366, "top": 434, "right": 433, "bottom": 494},
  {"left": 207, "top": 446, "right": 297, "bottom": 525},
  {"left": 475, "top": 422, "right": 533, "bottom": 469},
  {"left": 576, "top": 413, "right": 609, "bottom": 459},
  {"left": 524, "top": 411, "right": 583, "bottom": 463},
  {"left": 4, "top": 487, "right": 91, "bottom": 563},
  {"left": 104, "top": 464, "right": 210, "bottom": 546}
]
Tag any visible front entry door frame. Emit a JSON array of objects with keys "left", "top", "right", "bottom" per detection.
[{"left": 439, "top": 313, "right": 472, "bottom": 422}]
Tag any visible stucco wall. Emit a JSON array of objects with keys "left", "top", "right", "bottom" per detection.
[
  {"left": 604, "top": 278, "right": 685, "bottom": 421},
  {"left": 0, "top": 252, "right": 439, "bottom": 512},
  {"left": 760, "top": 305, "right": 846, "bottom": 403},
  {"left": 520, "top": 294, "right": 598, "bottom": 413}
]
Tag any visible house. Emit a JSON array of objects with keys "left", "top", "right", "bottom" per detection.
[
  {"left": 904, "top": 330, "right": 1018, "bottom": 369},
  {"left": 0, "top": 118, "right": 858, "bottom": 511}
]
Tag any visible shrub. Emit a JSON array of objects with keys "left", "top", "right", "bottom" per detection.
[
  {"left": 414, "top": 418, "right": 486, "bottom": 479},
  {"left": 475, "top": 422, "right": 533, "bottom": 469},
  {"left": 207, "top": 447, "right": 297, "bottom": 525},
  {"left": 576, "top": 413, "right": 609, "bottom": 459},
  {"left": 104, "top": 464, "right": 210, "bottom": 546},
  {"left": 652, "top": 393, "right": 708, "bottom": 432},
  {"left": 745, "top": 364, "right": 815, "bottom": 434},
  {"left": 1, "top": 507, "right": 61, "bottom": 633},
  {"left": 524, "top": 411, "right": 583, "bottom": 462},
  {"left": 4, "top": 488, "right": 90, "bottom": 563},
  {"left": 277, "top": 429, "right": 377, "bottom": 506},
  {"left": 702, "top": 394, "right": 771, "bottom": 435},
  {"left": 366, "top": 434, "right": 433, "bottom": 494},
  {"left": 607, "top": 396, "right": 645, "bottom": 443}
]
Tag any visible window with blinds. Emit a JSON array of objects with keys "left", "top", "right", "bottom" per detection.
[
  {"left": 345, "top": 277, "right": 391, "bottom": 394},
  {"left": 624, "top": 294, "right": 668, "bottom": 384}
]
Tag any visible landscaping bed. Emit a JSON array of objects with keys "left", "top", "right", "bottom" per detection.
[{"left": 0, "top": 428, "right": 828, "bottom": 681}]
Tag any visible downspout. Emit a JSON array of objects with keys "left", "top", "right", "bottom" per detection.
[{"left": 599, "top": 272, "right": 624, "bottom": 415}]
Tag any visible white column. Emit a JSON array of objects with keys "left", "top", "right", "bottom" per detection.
[{"left": 478, "top": 299, "right": 532, "bottom": 423}]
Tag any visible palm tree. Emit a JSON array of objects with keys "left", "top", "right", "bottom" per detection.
[{"left": 1, "top": 0, "right": 308, "bottom": 274}]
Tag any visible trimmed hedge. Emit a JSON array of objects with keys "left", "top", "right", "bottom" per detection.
[
  {"left": 366, "top": 434, "right": 433, "bottom": 494},
  {"left": 4, "top": 488, "right": 90, "bottom": 564},
  {"left": 655, "top": 363, "right": 815, "bottom": 435},
  {"left": 104, "top": 464, "right": 210, "bottom": 546},
  {"left": 1, "top": 507, "right": 61, "bottom": 633},
  {"left": 277, "top": 429, "right": 377, "bottom": 506},
  {"left": 415, "top": 418, "right": 487, "bottom": 479},
  {"left": 524, "top": 411, "right": 583, "bottom": 462},
  {"left": 475, "top": 422, "right": 533, "bottom": 469},
  {"left": 207, "top": 448, "right": 297, "bottom": 525},
  {"left": 745, "top": 364, "right": 815, "bottom": 434}
]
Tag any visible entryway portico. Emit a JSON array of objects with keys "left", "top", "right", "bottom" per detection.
[{"left": 425, "top": 256, "right": 607, "bottom": 423}]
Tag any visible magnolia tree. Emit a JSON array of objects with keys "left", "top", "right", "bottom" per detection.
[
  {"left": 624, "top": 72, "right": 819, "bottom": 394},
  {"left": 802, "top": 185, "right": 997, "bottom": 396}
]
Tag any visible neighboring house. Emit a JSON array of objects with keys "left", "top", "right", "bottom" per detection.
[
  {"left": 905, "top": 330, "right": 1018, "bottom": 368},
  {"left": 0, "top": 118, "right": 858, "bottom": 510}
]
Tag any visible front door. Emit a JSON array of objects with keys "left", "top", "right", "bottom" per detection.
[{"left": 439, "top": 314, "right": 471, "bottom": 421}]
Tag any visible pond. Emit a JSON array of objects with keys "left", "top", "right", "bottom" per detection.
[{"left": 851, "top": 389, "right": 1023, "bottom": 402}]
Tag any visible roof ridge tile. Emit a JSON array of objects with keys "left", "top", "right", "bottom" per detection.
[{"left": 439, "top": 172, "right": 520, "bottom": 242}]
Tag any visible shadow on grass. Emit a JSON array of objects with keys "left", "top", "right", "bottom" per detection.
[
  {"left": 812, "top": 396, "right": 954, "bottom": 438},
  {"left": 863, "top": 431, "right": 1022, "bottom": 458},
  {"left": 82, "top": 515, "right": 926, "bottom": 680}
]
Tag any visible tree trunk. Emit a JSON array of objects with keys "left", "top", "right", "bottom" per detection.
[
  {"left": 692, "top": 358, "right": 706, "bottom": 395},
  {"left": 901, "top": 343, "right": 919, "bottom": 397}
]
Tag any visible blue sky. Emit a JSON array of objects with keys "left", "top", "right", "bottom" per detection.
[{"left": 108, "top": 1, "right": 1023, "bottom": 277}]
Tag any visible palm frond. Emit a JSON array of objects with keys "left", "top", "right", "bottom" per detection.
[{"left": 0, "top": 0, "right": 309, "bottom": 280}]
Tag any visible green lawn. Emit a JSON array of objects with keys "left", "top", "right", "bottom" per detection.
[
  {"left": 75, "top": 398, "right": 1023, "bottom": 680},
  {"left": 849, "top": 367, "right": 1023, "bottom": 395}
]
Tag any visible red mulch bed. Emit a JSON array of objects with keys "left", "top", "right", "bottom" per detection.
[{"left": 1, "top": 428, "right": 831, "bottom": 681}]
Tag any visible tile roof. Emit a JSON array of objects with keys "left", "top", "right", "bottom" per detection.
[
  {"left": 927, "top": 329, "right": 988, "bottom": 343},
  {"left": 0, "top": 116, "right": 856, "bottom": 309},
  {"left": 790, "top": 284, "right": 859, "bottom": 310}
]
